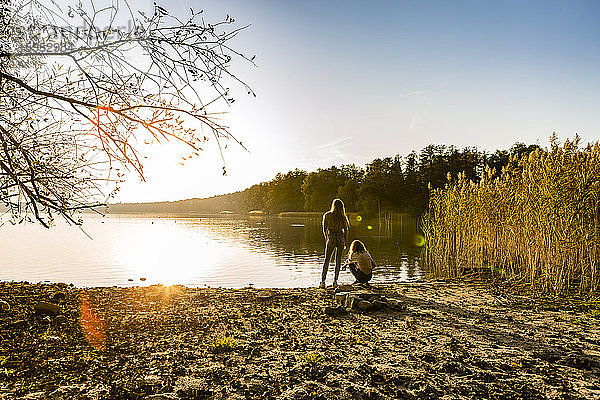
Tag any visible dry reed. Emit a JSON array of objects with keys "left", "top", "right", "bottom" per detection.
[{"left": 422, "top": 136, "right": 600, "bottom": 294}]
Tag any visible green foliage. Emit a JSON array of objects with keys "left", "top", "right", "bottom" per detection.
[
  {"left": 358, "top": 156, "right": 404, "bottom": 216},
  {"left": 209, "top": 336, "right": 238, "bottom": 353},
  {"left": 301, "top": 350, "right": 327, "bottom": 379},
  {"left": 423, "top": 135, "right": 600, "bottom": 294},
  {"left": 337, "top": 178, "right": 360, "bottom": 211},
  {"left": 302, "top": 351, "right": 325, "bottom": 366},
  {"left": 302, "top": 351, "right": 325, "bottom": 369},
  {"left": 266, "top": 169, "right": 307, "bottom": 213},
  {"left": 302, "top": 166, "right": 348, "bottom": 211}
]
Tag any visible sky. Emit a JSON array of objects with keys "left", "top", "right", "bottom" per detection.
[{"left": 114, "top": 0, "right": 600, "bottom": 202}]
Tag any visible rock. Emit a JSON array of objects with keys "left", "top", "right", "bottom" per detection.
[
  {"left": 334, "top": 292, "right": 349, "bottom": 305},
  {"left": 324, "top": 306, "right": 347, "bottom": 316},
  {"left": 21, "top": 391, "right": 46, "bottom": 399},
  {"left": 357, "top": 301, "right": 372, "bottom": 310},
  {"left": 371, "top": 300, "right": 388, "bottom": 310},
  {"left": 561, "top": 351, "right": 600, "bottom": 370},
  {"left": 175, "top": 376, "right": 211, "bottom": 398},
  {"left": 128, "top": 278, "right": 134, "bottom": 281},
  {"left": 41, "top": 316, "right": 52, "bottom": 324},
  {"left": 54, "top": 315, "right": 68, "bottom": 324},
  {"left": 143, "top": 375, "right": 163, "bottom": 386},
  {"left": 352, "top": 290, "right": 381, "bottom": 302},
  {"left": 34, "top": 301, "right": 61, "bottom": 315},
  {"left": 51, "top": 292, "right": 66, "bottom": 301},
  {"left": 345, "top": 295, "right": 359, "bottom": 309},
  {"left": 387, "top": 298, "right": 399, "bottom": 307},
  {"left": 335, "top": 284, "right": 354, "bottom": 293},
  {"left": 0, "top": 300, "right": 10, "bottom": 312},
  {"left": 386, "top": 298, "right": 406, "bottom": 310},
  {"left": 49, "top": 385, "right": 83, "bottom": 398},
  {"left": 140, "top": 277, "right": 147, "bottom": 281}
]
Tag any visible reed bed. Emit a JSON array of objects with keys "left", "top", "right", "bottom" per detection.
[{"left": 422, "top": 137, "right": 600, "bottom": 294}]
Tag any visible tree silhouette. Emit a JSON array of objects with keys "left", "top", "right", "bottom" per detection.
[{"left": 108, "top": 142, "right": 543, "bottom": 217}]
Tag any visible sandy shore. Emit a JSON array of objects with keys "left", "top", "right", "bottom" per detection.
[{"left": 1, "top": 281, "right": 600, "bottom": 399}]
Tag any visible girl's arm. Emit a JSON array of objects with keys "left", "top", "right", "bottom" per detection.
[
  {"left": 368, "top": 253, "right": 377, "bottom": 269},
  {"left": 344, "top": 217, "right": 349, "bottom": 245},
  {"left": 322, "top": 213, "right": 328, "bottom": 240}
]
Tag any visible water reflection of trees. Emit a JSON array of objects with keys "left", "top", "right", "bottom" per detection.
[{"left": 190, "top": 216, "right": 424, "bottom": 281}]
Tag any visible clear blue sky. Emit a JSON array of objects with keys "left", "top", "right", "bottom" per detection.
[{"left": 117, "top": 0, "right": 600, "bottom": 202}]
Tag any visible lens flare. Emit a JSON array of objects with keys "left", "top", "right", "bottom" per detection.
[
  {"left": 367, "top": 225, "right": 373, "bottom": 230},
  {"left": 356, "top": 215, "right": 363, "bottom": 222},
  {"left": 79, "top": 292, "right": 106, "bottom": 350},
  {"left": 414, "top": 234, "right": 425, "bottom": 247}
]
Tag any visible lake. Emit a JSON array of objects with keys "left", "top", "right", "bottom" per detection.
[{"left": 0, "top": 213, "right": 424, "bottom": 288}]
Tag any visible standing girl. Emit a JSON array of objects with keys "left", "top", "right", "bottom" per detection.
[{"left": 320, "top": 198, "right": 350, "bottom": 288}]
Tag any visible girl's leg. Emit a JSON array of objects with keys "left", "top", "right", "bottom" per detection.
[
  {"left": 349, "top": 263, "right": 370, "bottom": 283},
  {"left": 321, "top": 239, "right": 335, "bottom": 284},
  {"left": 333, "top": 240, "right": 344, "bottom": 284}
]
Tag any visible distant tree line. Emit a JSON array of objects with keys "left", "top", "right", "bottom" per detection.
[{"left": 109, "top": 142, "right": 540, "bottom": 216}]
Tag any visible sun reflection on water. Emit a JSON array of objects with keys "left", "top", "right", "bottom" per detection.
[
  {"left": 0, "top": 214, "right": 424, "bottom": 287},
  {"left": 115, "top": 220, "right": 219, "bottom": 286}
]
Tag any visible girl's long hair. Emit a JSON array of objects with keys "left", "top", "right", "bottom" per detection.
[
  {"left": 329, "top": 198, "right": 348, "bottom": 229},
  {"left": 348, "top": 239, "right": 366, "bottom": 255}
]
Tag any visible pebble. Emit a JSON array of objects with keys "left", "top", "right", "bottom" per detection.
[
  {"left": 54, "top": 315, "right": 68, "bottom": 324},
  {"left": 248, "top": 379, "right": 266, "bottom": 394},
  {"left": 145, "top": 394, "right": 178, "bottom": 400},
  {"left": 51, "top": 292, "right": 66, "bottom": 302},
  {"left": 140, "top": 278, "right": 147, "bottom": 281},
  {"left": 49, "top": 385, "right": 83, "bottom": 397},
  {"left": 21, "top": 391, "right": 46, "bottom": 399},
  {"left": 8, "top": 319, "right": 28, "bottom": 329},
  {"left": 0, "top": 300, "right": 10, "bottom": 312},
  {"left": 34, "top": 301, "right": 61, "bottom": 315}
]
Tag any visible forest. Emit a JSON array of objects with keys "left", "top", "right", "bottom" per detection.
[{"left": 109, "top": 142, "right": 540, "bottom": 216}]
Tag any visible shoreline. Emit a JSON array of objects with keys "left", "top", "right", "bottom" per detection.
[{"left": 1, "top": 281, "right": 600, "bottom": 399}]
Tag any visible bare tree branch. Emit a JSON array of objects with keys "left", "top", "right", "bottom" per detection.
[{"left": 0, "top": 0, "right": 254, "bottom": 226}]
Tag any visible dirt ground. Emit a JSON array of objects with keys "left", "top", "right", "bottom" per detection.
[{"left": 1, "top": 281, "right": 600, "bottom": 399}]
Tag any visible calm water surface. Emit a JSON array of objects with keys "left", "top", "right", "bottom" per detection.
[{"left": 0, "top": 214, "right": 424, "bottom": 287}]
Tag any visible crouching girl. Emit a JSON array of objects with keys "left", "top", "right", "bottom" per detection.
[{"left": 346, "top": 239, "right": 376, "bottom": 284}]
